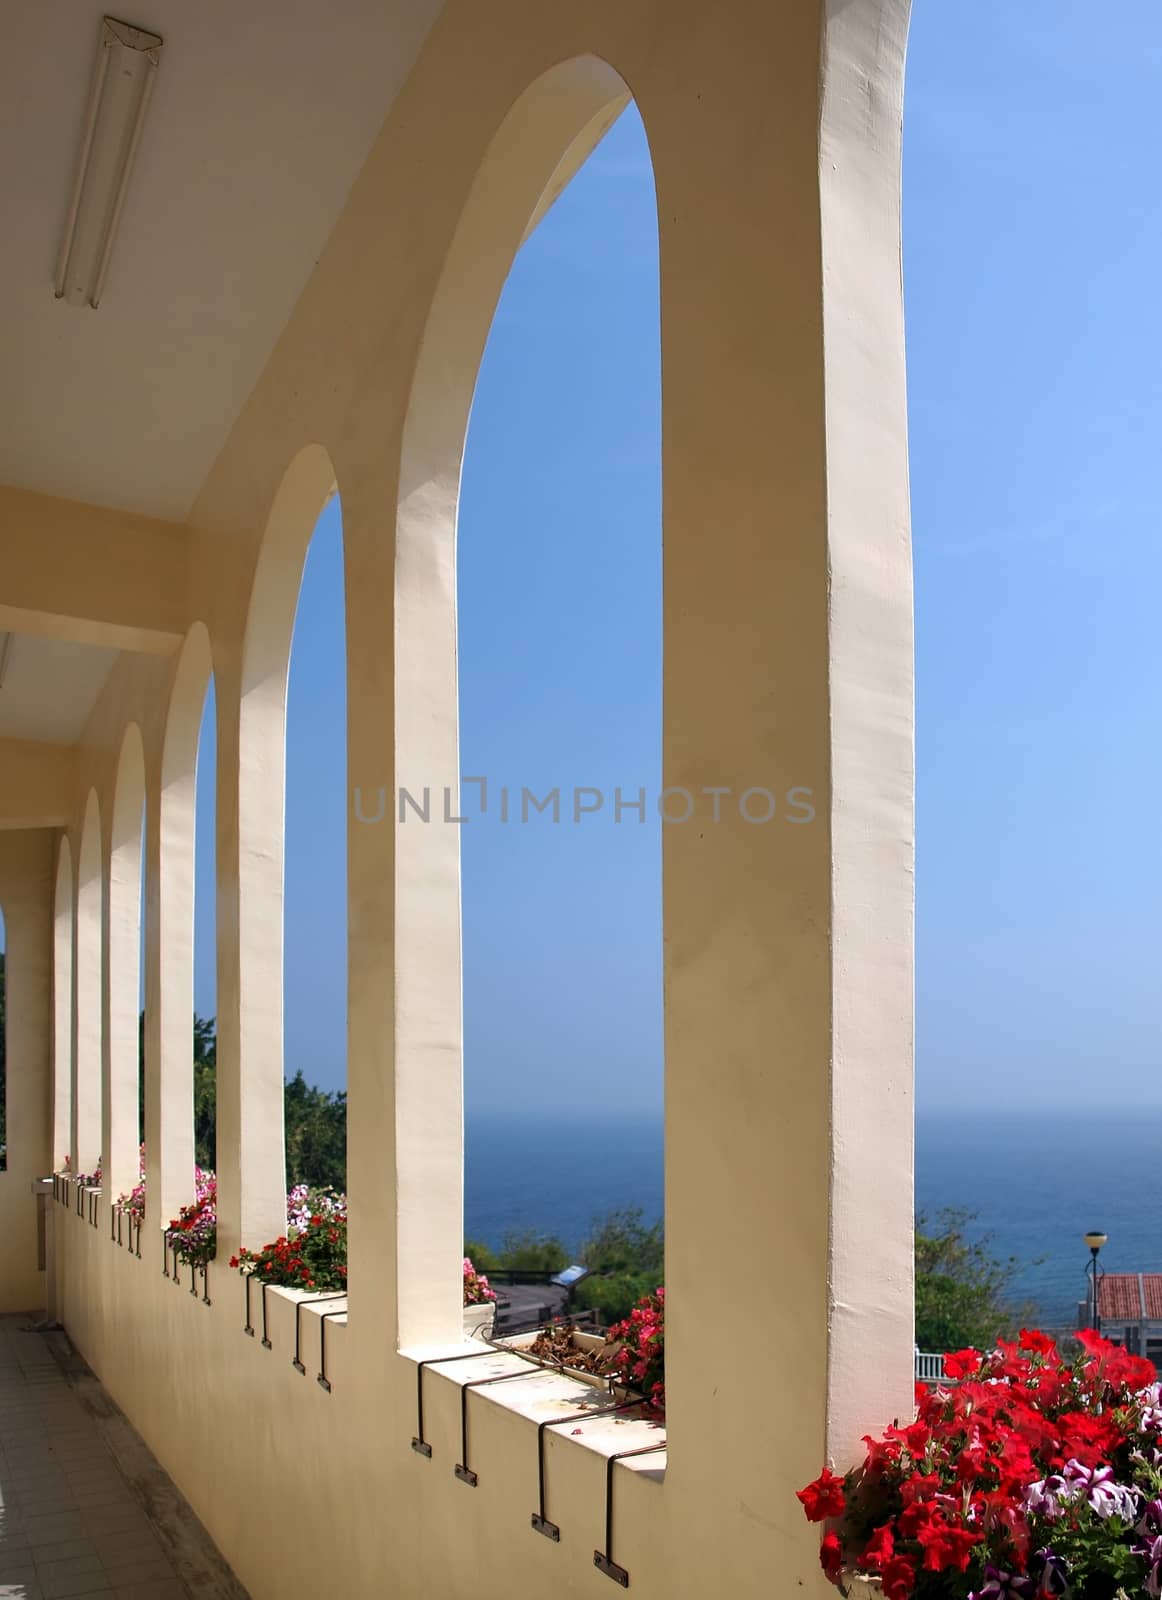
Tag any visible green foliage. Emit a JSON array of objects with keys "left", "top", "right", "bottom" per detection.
[
  {"left": 576, "top": 1271, "right": 655, "bottom": 1325},
  {"left": 136, "top": 1012, "right": 218, "bottom": 1161},
  {"left": 494, "top": 1230, "right": 569, "bottom": 1274},
  {"left": 193, "top": 1016, "right": 217, "bottom": 1169},
  {"left": 283, "top": 1069, "right": 346, "bottom": 1191},
  {"left": 463, "top": 1209, "right": 665, "bottom": 1320},
  {"left": 579, "top": 1208, "right": 663, "bottom": 1278},
  {"left": 574, "top": 1208, "right": 664, "bottom": 1325},
  {"left": 463, "top": 1238, "right": 500, "bottom": 1274},
  {"left": 137, "top": 1013, "right": 346, "bottom": 1190},
  {"left": 914, "top": 1207, "right": 1033, "bottom": 1352},
  {"left": 234, "top": 1193, "right": 348, "bottom": 1291}
]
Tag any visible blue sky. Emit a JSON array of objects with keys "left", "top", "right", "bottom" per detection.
[{"left": 187, "top": 0, "right": 1162, "bottom": 1114}]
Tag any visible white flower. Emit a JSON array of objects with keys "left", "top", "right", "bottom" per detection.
[
  {"left": 1023, "top": 1476, "right": 1067, "bottom": 1521},
  {"left": 1061, "top": 1460, "right": 1139, "bottom": 1522}
]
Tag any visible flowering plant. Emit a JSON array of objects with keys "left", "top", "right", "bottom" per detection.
[
  {"left": 286, "top": 1184, "right": 346, "bottom": 1234},
  {"left": 115, "top": 1145, "right": 146, "bottom": 1223},
  {"left": 74, "top": 1160, "right": 102, "bottom": 1188},
  {"left": 606, "top": 1287, "right": 665, "bottom": 1414},
  {"left": 230, "top": 1188, "right": 347, "bottom": 1292},
  {"left": 463, "top": 1256, "right": 497, "bottom": 1306},
  {"left": 798, "top": 1329, "right": 1162, "bottom": 1599},
  {"left": 167, "top": 1166, "right": 216, "bottom": 1267}
]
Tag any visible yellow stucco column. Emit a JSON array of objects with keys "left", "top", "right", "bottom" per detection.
[
  {"left": 651, "top": 1, "right": 914, "bottom": 1591},
  {"left": 52, "top": 835, "right": 73, "bottom": 1171},
  {"left": 214, "top": 658, "right": 289, "bottom": 1260},
  {"left": 72, "top": 791, "right": 103, "bottom": 1176},
  {"left": 0, "top": 831, "right": 55, "bottom": 1312},
  {"left": 143, "top": 628, "right": 206, "bottom": 1234},
  {"left": 101, "top": 725, "right": 146, "bottom": 1207},
  {"left": 341, "top": 467, "right": 465, "bottom": 1351}
]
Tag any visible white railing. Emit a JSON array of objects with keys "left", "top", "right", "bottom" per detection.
[{"left": 915, "top": 1349, "right": 948, "bottom": 1384}]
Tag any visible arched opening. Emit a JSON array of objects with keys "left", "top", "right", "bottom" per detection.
[
  {"left": 220, "top": 442, "right": 337, "bottom": 1257},
  {"left": 105, "top": 724, "right": 145, "bottom": 1204},
  {"left": 458, "top": 101, "right": 663, "bottom": 1333},
  {"left": 52, "top": 837, "right": 72, "bottom": 1171},
  {"left": 283, "top": 492, "right": 347, "bottom": 1195},
  {"left": 906, "top": 1, "right": 1162, "bottom": 1341},
  {"left": 193, "top": 678, "right": 216, "bottom": 1176},
  {"left": 146, "top": 622, "right": 211, "bottom": 1228},
  {"left": 355, "top": 55, "right": 644, "bottom": 1346},
  {"left": 74, "top": 790, "right": 103, "bottom": 1179}
]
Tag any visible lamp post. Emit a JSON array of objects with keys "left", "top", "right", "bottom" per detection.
[{"left": 1084, "top": 1230, "right": 1108, "bottom": 1333}]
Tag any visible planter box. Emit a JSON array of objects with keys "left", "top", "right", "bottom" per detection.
[
  {"left": 500, "top": 1328, "right": 635, "bottom": 1399},
  {"left": 463, "top": 1300, "right": 496, "bottom": 1339}
]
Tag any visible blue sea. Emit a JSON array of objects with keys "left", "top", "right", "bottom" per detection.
[{"left": 465, "top": 1110, "right": 1162, "bottom": 1329}]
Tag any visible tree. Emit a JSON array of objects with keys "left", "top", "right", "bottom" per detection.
[
  {"left": 463, "top": 1238, "right": 501, "bottom": 1274},
  {"left": 573, "top": 1207, "right": 664, "bottom": 1325},
  {"left": 283, "top": 1068, "right": 346, "bottom": 1191},
  {"left": 137, "top": 1014, "right": 346, "bottom": 1188},
  {"left": 914, "top": 1208, "right": 1033, "bottom": 1352},
  {"left": 136, "top": 1012, "right": 217, "bottom": 1161},
  {"left": 463, "top": 1209, "right": 665, "bottom": 1322},
  {"left": 192, "top": 1017, "right": 216, "bottom": 1170},
  {"left": 579, "top": 1208, "right": 663, "bottom": 1278},
  {"left": 491, "top": 1230, "right": 570, "bottom": 1274}
]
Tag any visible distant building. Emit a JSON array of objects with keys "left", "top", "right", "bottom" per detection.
[{"left": 1079, "top": 1274, "right": 1162, "bottom": 1362}]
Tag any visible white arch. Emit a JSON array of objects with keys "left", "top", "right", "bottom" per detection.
[
  {"left": 103, "top": 723, "right": 145, "bottom": 1203},
  {"left": 73, "top": 789, "right": 102, "bottom": 1176},
  {"left": 52, "top": 836, "right": 73, "bottom": 1170},
  {"left": 215, "top": 443, "right": 337, "bottom": 1255},
  {"left": 143, "top": 622, "right": 211, "bottom": 1226},
  {"left": 343, "top": 55, "right": 635, "bottom": 1344}
]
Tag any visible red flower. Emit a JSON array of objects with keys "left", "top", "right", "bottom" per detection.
[
  {"left": 916, "top": 1518, "right": 982, "bottom": 1574},
  {"left": 1018, "top": 1329, "right": 1056, "bottom": 1357},
  {"left": 943, "top": 1348, "right": 983, "bottom": 1379},
  {"left": 888, "top": 1418, "right": 931, "bottom": 1457},
  {"left": 898, "top": 1496, "right": 940, "bottom": 1540},
  {"left": 881, "top": 1554, "right": 917, "bottom": 1599},
  {"left": 1055, "top": 1410, "right": 1122, "bottom": 1468},
  {"left": 819, "top": 1530, "right": 843, "bottom": 1582},
  {"left": 797, "top": 1468, "right": 847, "bottom": 1522},
  {"left": 993, "top": 1430, "right": 1035, "bottom": 1487},
  {"left": 900, "top": 1471, "right": 941, "bottom": 1505},
  {"left": 800, "top": 1325, "right": 1162, "bottom": 1590},
  {"left": 862, "top": 1433, "right": 903, "bottom": 1474},
  {"left": 1075, "top": 1327, "right": 1116, "bottom": 1359},
  {"left": 861, "top": 1524, "right": 895, "bottom": 1571},
  {"left": 954, "top": 1444, "right": 988, "bottom": 1482}
]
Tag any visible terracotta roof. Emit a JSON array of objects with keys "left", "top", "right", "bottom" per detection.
[{"left": 1097, "top": 1274, "right": 1162, "bottom": 1321}]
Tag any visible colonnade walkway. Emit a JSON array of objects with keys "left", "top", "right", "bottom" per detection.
[{"left": 0, "top": 1316, "right": 246, "bottom": 1600}]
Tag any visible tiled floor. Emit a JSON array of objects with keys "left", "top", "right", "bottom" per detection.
[{"left": 0, "top": 1315, "right": 238, "bottom": 1600}]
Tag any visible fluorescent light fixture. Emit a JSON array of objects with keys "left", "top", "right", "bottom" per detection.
[
  {"left": 0, "top": 632, "right": 13, "bottom": 691},
  {"left": 55, "top": 16, "right": 163, "bottom": 309}
]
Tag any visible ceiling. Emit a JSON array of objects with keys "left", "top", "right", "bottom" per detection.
[
  {"left": 0, "top": 0, "right": 442, "bottom": 521},
  {"left": 0, "top": 633, "right": 118, "bottom": 744}
]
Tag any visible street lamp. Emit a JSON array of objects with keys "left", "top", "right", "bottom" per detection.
[{"left": 1084, "top": 1230, "right": 1108, "bottom": 1332}]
